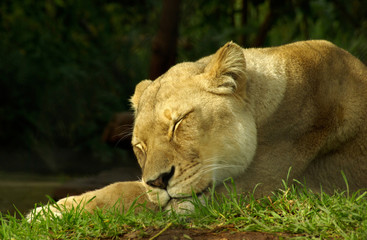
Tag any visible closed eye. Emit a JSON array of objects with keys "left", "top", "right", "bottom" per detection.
[
  {"left": 168, "top": 116, "right": 185, "bottom": 141},
  {"left": 133, "top": 143, "right": 146, "bottom": 167},
  {"left": 173, "top": 118, "right": 184, "bottom": 134},
  {"left": 169, "top": 110, "right": 194, "bottom": 140},
  {"left": 134, "top": 143, "right": 145, "bottom": 153}
]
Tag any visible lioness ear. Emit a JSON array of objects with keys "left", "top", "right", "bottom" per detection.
[
  {"left": 204, "top": 41, "right": 246, "bottom": 94},
  {"left": 130, "top": 80, "right": 152, "bottom": 111}
]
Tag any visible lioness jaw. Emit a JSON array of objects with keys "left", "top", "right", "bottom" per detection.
[{"left": 28, "top": 40, "right": 367, "bottom": 219}]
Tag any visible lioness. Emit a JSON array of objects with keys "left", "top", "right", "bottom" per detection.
[{"left": 30, "top": 40, "right": 367, "bottom": 217}]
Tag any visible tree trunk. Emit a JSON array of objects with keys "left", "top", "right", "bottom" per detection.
[
  {"left": 241, "top": 0, "right": 248, "bottom": 46},
  {"left": 149, "top": 0, "right": 181, "bottom": 80}
]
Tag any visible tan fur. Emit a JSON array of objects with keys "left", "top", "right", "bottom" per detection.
[{"left": 28, "top": 40, "right": 367, "bottom": 218}]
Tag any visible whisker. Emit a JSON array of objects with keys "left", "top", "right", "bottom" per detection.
[
  {"left": 112, "top": 125, "right": 134, "bottom": 148},
  {"left": 201, "top": 162, "right": 245, "bottom": 175},
  {"left": 115, "top": 129, "right": 132, "bottom": 139}
]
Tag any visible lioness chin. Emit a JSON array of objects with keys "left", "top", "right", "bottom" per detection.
[{"left": 28, "top": 40, "right": 367, "bottom": 219}]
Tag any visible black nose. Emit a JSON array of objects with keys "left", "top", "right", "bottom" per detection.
[{"left": 146, "top": 166, "right": 175, "bottom": 189}]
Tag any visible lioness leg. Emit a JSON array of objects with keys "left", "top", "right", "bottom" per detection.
[
  {"left": 223, "top": 129, "right": 332, "bottom": 197},
  {"left": 223, "top": 128, "right": 367, "bottom": 197},
  {"left": 28, "top": 181, "right": 156, "bottom": 219},
  {"left": 304, "top": 130, "right": 367, "bottom": 194}
]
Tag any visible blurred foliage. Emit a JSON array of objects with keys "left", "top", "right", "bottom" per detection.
[
  {"left": 178, "top": 0, "right": 367, "bottom": 60},
  {"left": 0, "top": 0, "right": 366, "bottom": 173},
  {"left": 0, "top": 0, "right": 161, "bottom": 173}
]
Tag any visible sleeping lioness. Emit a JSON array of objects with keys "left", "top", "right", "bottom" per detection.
[{"left": 29, "top": 40, "right": 367, "bottom": 217}]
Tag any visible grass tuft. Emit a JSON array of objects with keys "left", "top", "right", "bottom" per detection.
[{"left": 1, "top": 181, "right": 366, "bottom": 239}]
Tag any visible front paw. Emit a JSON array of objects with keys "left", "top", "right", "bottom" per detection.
[
  {"left": 165, "top": 198, "right": 194, "bottom": 213},
  {"left": 27, "top": 196, "right": 80, "bottom": 222},
  {"left": 26, "top": 204, "right": 62, "bottom": 222},
  {"left": 164, "top": 195, "right": 206, "bottom": 214}
]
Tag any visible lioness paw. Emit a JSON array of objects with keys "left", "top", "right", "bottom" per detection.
[{"left": 26, "top": 205, "right": 62, "bottom": 222}]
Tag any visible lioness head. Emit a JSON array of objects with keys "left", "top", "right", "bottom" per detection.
[{"left": 130, "top": 42, "right": 257, "bottom": 207}]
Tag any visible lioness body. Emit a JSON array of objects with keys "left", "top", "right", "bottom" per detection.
[
  {"left": 229, "top": 41, "right": 367, "bottom": 195},
  {"left": 29, "top": 40, "right": 367, "bottom": 217}
]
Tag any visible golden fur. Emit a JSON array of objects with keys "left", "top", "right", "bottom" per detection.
[{"left": 29, "top": 40, "right": 367, "bottom": 217}]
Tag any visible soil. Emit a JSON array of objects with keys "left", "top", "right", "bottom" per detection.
[{"left": 119, "top": 225, "right": 303, "bottom": 240}]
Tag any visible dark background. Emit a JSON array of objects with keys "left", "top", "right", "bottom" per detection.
[{"left": 1, "top": 0, "right": 366, "bottom": 175}]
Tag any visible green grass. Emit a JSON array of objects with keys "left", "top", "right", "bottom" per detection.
[{"left": 1, "top": 180, "right": 367, "bottom": 239}]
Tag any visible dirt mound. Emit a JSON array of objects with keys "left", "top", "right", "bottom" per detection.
[{"left": 123, "top": 225, "right": 302, "bottom": 240}]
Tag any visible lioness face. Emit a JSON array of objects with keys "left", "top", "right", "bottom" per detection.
[{"left": 131, "top": 43, "right": 257, "bottom": 207}]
